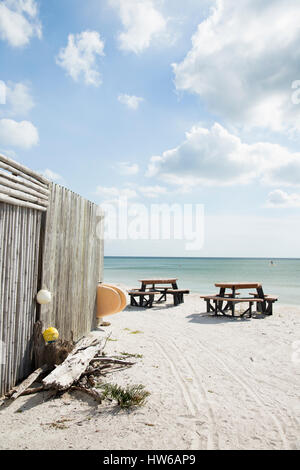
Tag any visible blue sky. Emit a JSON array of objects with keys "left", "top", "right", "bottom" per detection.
[{"left": 1, "top": 0, "right": 300, "bottom": 257}]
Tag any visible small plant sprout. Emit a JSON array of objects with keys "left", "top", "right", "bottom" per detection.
[{"left": 99, "top": 383, "right": 150, "bottom": 409}]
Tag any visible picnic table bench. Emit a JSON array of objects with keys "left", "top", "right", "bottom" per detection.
[
  {"left": 201, "top": 282, "right": 278, "bottom": 317},
  {"left": 200, "top": 295, "right": 264, "bottom": 318},
  {"left": 128, "top": 290, "right": 161, "bottom": 308},
  {"left": 129, "top": 279, "right": 189, "bottom": 307}
]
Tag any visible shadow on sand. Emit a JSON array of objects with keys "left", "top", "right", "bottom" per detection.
[{"left": 186, "top": 311, "right": 268, "bottom": 325}]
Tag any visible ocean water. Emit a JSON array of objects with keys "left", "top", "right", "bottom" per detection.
[{"left": 104, "top": 257, "right": 300, "bottom": 306}]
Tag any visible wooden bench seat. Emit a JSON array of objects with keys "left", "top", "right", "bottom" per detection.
[
  {"left": 165, "top": 289, "right": 190, "bottom": 306},
  {"left": 128, "top": 290, "right": 161, "bottom": 308},
  {"left": 248, "top": 293, "right": 278, "bottom": 315},
  {"left": 201, "top": 295, "right": 263, "bottom": 318},
  {"left": 201, "top": 295, "right": 263, "bottom": 302}
]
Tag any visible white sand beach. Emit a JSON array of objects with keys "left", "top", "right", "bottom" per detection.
[{"left": 1, "top": 288, "right": 300, "bottom": 451}]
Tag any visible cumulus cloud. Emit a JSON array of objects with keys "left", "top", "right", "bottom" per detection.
[
  {"left": 0, "top": 118, "right": 38, "bottom": 148},
  {"left": 40, "top": 169, "right": 62, "bottom": 182},
  {"left": 95, "top": 184, "right": 169, "bottom": 202},
  {"left": 95, "top": 185, "right": 137, "bottom": 203},
  {"left": 0, "top": 81, "right": 34, "bottom": 116},
  {"left": 147, "top": 122, "right": 300, "bottom": 187},
  {"left": 56, "top": 31, "right": 105, "bottom": 86},
  {"left": 173, "top": 0, "right": 300, "bottom": 133},
  {"left": 110, "top": 0, "right": 167, "bottom": 53},
  {"left": 118, "top": 93, "right": 144, "bottom": 110},
  {"left": 266, "top": 189, "right": 300, "bottom": 208},
  {"left": 138, "top": 185, "right": 167, "bottom": 198},
  {"left": 0, "top": 0, "right": 42, "bottom": 47},
  {"left": 115, "top": 161, "right": 139, "bottom": 175},
  {"left": 0, "top": 81, "right": 6, "bottom": 104}
]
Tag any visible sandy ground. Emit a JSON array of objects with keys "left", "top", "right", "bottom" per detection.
[{"left": 0, "top": 287, "right": 300, "bottom": 450}]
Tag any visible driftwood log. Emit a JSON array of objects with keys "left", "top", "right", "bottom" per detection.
[
  {"left": 6, "top": 365, "right": 49, "bottom": 400},
  {"left": 90, "top": 357, "right": 135, "bottom": 366},
  {"left": 5, "top": 332, "right": 136, "bottom": 402},
  {"left": 42, "top": 335, "right": 106, "bottom": 391}
]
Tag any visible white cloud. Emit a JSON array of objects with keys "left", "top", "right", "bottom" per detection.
[
  {"left": 173, "top": 0, "right": 300, "bottom": 133},
  {"left": 0, "top": 118, "right": 38, "bottom": 148},
  {"left": 56, "top": 31, "right": 105, "bottom": 86},
  {"left": 0, "top": 0, "right": 41, "bottom": 47},
  {"left": 116, "top": 161, "right": 139, "bottom": 175},
  {"left": 95, "top": 185, "right": 137, "bottom": 203},
  {"left": 266, "top": 189, "right": 300, "bottom": 208},
  {"left": 118, "top": 93, "right": 144, "bottom": 110},
  {"left": 0, "top": 148, "right": 17, "bottom": 159},
  {"left": 0, "top": 81, "right": 6, "bottom": 104},
  {"left": 0, "top": 81, "right": 34, "bottom": 116},
  {"left": 96, "top": 183, "right": 168, "bottom": 202},
  {"left": 138, "top": 185, "right": 167, "bottom": 198},
  {"left": 40, "top": 169, "right": 62, "bottom": 182},
  {"left": 110, "top": 0, "right": 167, "bottom": 53},
  {"left": 147, "top": 122, "right": 300, "bottom": 187}
]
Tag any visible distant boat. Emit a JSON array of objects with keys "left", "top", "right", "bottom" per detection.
[{"left": 270, "top": 260, "right": 276, "bottom": 266}]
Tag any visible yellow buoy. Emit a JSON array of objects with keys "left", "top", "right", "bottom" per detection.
[{"left": 43, "top": 327, "right": 59, "bottom": 343}]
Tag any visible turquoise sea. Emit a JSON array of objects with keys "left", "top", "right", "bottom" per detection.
[{"left": 104, "top": 257, "right": 300, "bottom": 306}]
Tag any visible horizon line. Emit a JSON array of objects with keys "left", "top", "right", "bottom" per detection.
[{"left": 104, "top": 256, "right": 300, "bottom": 260}]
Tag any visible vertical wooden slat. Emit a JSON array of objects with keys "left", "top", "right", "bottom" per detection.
[{"left": 40, "top": 184, "right": 103, "bottom": 342}]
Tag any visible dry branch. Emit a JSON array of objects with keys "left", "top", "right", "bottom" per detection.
[
  {"left": 8, "top": 365, "right": 49, "bottom": 400},
  {"left": 42, "top": 335, "right": 106, "bottom": 391},
  {"left": 18, "top": 386, "right": 45, "bottom": 396},
  {"left": 90, "top": 357, "right": 135, "bottom": 366},
  {"left": 6, "top": 331, "right": 136, "bottom": 404}
]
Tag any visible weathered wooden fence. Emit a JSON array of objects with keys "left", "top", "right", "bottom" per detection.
[
  {"left": 0, "top": 154, "right": 104, "bottom": 396},
  {"left": 40, "top": 184, "right": 104, "bottom": 342}
]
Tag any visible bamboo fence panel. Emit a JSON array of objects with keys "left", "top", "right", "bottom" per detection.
[
  {"left": 0, "top": 204, "right": 43, "bottom": 395},
  {"left": 40, "top": 184, "right": 104, "bottom": 342}
]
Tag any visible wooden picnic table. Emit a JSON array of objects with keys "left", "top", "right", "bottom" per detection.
[
  {"left": 215, "top": 282, "right": 266, "bottom": 313},
  {"left": 202, "top": 282, "right": 277, "bottom": 317},
  {"left": 138, "top": 278, "right": 179, "bottom": 303},
  {"left": 215, "top": 282, "right": 264, "bottom": 297},
  {"left": 139, "top": 278, "right": 178, "bottom": 291}
]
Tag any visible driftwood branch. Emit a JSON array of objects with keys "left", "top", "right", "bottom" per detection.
[
  {"left": 42, "top": 335, "right": 106, "bottom": 391},
  {"left": 8, "top": 365, "right": 49, "bottom": 400},
  {"left": 17, "top": 386, "right": 45, "bottom": 397},
  {"left": 6, "top": 332, "right": 137, "bottom": 404},
  {"left": 90, "top": 357, "right": 135, "bottom": 366}
]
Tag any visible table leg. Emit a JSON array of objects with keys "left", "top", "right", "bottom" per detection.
[
  {"left": 231, "top": 302, "right": 235, "bottom": 317},
  {"left": 218, "top": 287, "right": 225, "bottom": 310},
  {"left": 256, "top": 286, "right": 266, "bottom": 313}
]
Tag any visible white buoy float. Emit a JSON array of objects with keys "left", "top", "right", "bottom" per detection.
[{"left": 36, "top": 289, "right": 52, "bottom": 305}]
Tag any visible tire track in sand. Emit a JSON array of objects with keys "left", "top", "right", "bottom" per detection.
[
  {"left": 195, "top": 336, "right": 290, "bottom": 450},
  {"left": 168, "top": 338, "right": 220, "bottom": 450},
  {"left": 154, "top": 339, "right": 219, "bottom": 450}
]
